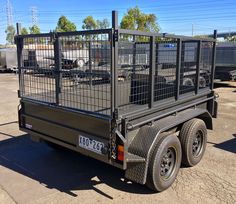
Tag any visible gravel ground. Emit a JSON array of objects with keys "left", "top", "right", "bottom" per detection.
[{"left": 0, "top": 74, "right": 235, "bottom": 204}]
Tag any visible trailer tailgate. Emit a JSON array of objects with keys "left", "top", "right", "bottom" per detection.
[{"left": 19, "top": 100, "right": 111, "bottom": 145}]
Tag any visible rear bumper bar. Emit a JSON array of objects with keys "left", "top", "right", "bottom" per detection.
[{"left": 20, "top": 127, "right": 123, "bottom": 169}]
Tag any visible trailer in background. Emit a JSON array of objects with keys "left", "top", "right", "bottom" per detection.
[
  {"left": 215, "top": 42, "right": 236, "bottom": 81},
  {"left": 0, "top": 48, "right": 17, "bottom": 73}
]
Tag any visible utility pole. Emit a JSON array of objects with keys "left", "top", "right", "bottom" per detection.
[
  {"left": 192, "top": 24, "right": 194, "bottom": 36},
  {"left": 6, "top": 0, "right": 13, "bottom": 26},
  {"left": 31, "top": 6, "right": 38, "bottom": 26}
]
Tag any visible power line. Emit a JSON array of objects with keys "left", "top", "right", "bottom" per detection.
[
  {"left": 10, "top": 0, "right": 236, "bottom": 14},
  {"left": 2, "top": 1, "right": 236, "bottom": 42},
  {"left": 12, "top": 10, "right": 236, "bottom": 22}
]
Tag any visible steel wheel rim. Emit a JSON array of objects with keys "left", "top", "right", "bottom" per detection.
[
  {"left": 160, "top": 147, "right": 176, "bottom": 180},
  {"left": 192, "top": 130, "right": 203, "bottom": 157}
]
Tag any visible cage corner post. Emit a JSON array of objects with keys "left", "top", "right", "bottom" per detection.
[
  {"left": 16, "top": 23, "right": 21, "bottom": 35},
  {"left": 149, "top": 35, "right": 155, "bottom": 108},
  {"left": 175, "top": 38, "right": 182, "bottom": 101},
  {"left": 211, "top": 30, "right": 217, "bottom": 90},
  {"left": 111, "top": 10, "right": 119, "bottom": 118},
  {"left": 16, "top": 22, "right": 23, "bottom": 97},
  {"left": 195, "top": 40, "right": 202, "bottom": 94},
  {"left": 53, "top": 33, "right": 62, "bottom": 105}
]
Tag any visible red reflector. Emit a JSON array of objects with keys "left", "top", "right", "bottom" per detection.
[{"left": 118, "top": 145, "right": 124, "bottom": 161}]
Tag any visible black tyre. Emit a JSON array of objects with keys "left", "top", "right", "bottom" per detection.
[
  {"left": 179, "top": 119, "right": 207, "bottom": 167},
  {"left": 146, "top": 134, "right": 182, "bottom": 192},
  {"left": 199, "top": 76, "right": 206, "bottom": 88},
  {"left": 183, "top": 77, "right": 194, "bottom": 86}
]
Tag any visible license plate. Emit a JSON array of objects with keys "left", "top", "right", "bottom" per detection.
[{"left": 78, "top": 135, "right": 104, "bottom": 154}]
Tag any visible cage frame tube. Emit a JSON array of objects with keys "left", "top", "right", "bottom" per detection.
[
  {"left": 149, "top": 35, "right": 155, "bottom": 108},
  {"left": 175, "top": 39, "right": 182, "bottom": 100},
  {"left": 211, "top": 30, "right": 217, "bottom": 90},
  {"left": 111, "top": 10, "right": 119, "bottom": 118},
  {"left": 16, "top": 23, "right": 23, "bottom": 97},
  {"left": 196, "top": 40, "right": 202, "bottom": 94},
  {"left": 16, "top": 23, "right": 21, "bottom": 35},
  {"left": 88, "top": 41, "right": 92, "bottom": 87},
  {"left": 54, "top": 33, "right": 62, "bottom": 105},
  {"left": 132, "top": 35, "right": 136, "bottom": 73},
  {"left": 118, "top": 29, "right": 216, "bottom": 42}
]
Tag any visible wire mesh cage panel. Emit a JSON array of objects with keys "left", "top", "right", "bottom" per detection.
[
  {"left": 59, "top": 32, "right": 111, "bottom": 115},
  {"left": 116, "top": 34, "right": 216, "bottom": 114},
  {"left": 155, "top": 38, "right": 177, "bottom": 101},
  {"left": 19, "top": 36, "right": 56, "bottom": 103},
  {"left": 200, "top": 42, "right": 213, "bottom": 89},
  {"left": 117, "top": 34, "right": 151, "bottom": 113},
  {"left": 180, "top": 41, "right": 198, "bottom": 95}
]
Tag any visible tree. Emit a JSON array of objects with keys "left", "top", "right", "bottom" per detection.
[
  {"left": 226, "top": 35, "right": 236, "bottom": 42},
  {"left": 29, "top": 25, "right": 41, "bottom": 34},
  {"left": 21, "top": 27, "right": 28, "bottom": 35},
  {"left": 5, "top": 25, "right": 15, "bottom": 44},
  {"left": 96, "top": 19, "right": 110, "bottom": 29},
  {"left": 120, "top": 7, "right": 159, "bottom": 32},
  {"left": 56, "top": 16, "right": 76, "bottom": 32},
  {"left": 82, "top": 16, "right": 97, "bottom": 30},
  {"left": 82, "top": 17, "right": 110, "bottom": 30}
]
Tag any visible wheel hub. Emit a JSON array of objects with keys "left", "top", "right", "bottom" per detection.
[
  {"left": 160, "top": 147, "right": 176, "bottom": 179},
  {"left": 192, "top": 130, "right": 203, "bottom": 157}
]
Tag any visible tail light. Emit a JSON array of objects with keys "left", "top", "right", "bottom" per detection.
[{"left": 117, "top": 145, "right": 124, "bottom": 161}]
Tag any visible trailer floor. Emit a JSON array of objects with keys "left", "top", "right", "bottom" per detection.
[{"left": 0, "top": 74, "right": 236, "bottom": 204}]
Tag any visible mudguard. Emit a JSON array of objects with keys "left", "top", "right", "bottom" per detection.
[{"left": 125, "top": 108, "right": 212, "bottom": 184}]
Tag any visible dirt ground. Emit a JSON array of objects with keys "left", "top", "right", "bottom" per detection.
[{"left": 0, "top": 73, "right": 235, "bottom": 204}]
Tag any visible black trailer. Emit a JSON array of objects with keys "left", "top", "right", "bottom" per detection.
[
  {"left": 215, "top": 42, "right": 236, "bottom": 81},
  {"left": 15, "top": 11, "right": 218, "bottom": 192}
]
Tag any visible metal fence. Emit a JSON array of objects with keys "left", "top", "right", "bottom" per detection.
[{"left": 15, "top": 11, "right": 216, "bottom": 118}]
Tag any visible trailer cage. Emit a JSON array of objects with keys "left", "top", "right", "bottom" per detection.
[{"left": 16, "top": 11, "right": 218, "bottom": 192}]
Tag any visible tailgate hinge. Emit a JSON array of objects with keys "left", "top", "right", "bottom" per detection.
[{"left": 113, "top": 30, "right": 119, "bottom": 43}]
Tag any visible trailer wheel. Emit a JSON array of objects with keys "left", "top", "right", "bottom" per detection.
[
  {"left": 183, "top": 77, "right": 194, "bottom": 86},
  {"left": 146, "top": 134, "right": 182, "bottom": 192},
  {"left": 74, "top": 59, "right": 85, "bottom": 68},
  {"left": 179, "top": 119, "right": 207, "bottom": 167},
  {"left": 199, "top": 76, "right": 206, "bottom": 88}
]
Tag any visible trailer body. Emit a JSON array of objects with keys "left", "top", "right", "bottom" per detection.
[
  {"left": 215, "top": 42, "right": 236, "bottom": 81},
  {"left": 0, "top": 48, "right": 17, "bottom": 72},
  {"left": 15, "top": 11, "right": 218, "bottom": 191}
]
